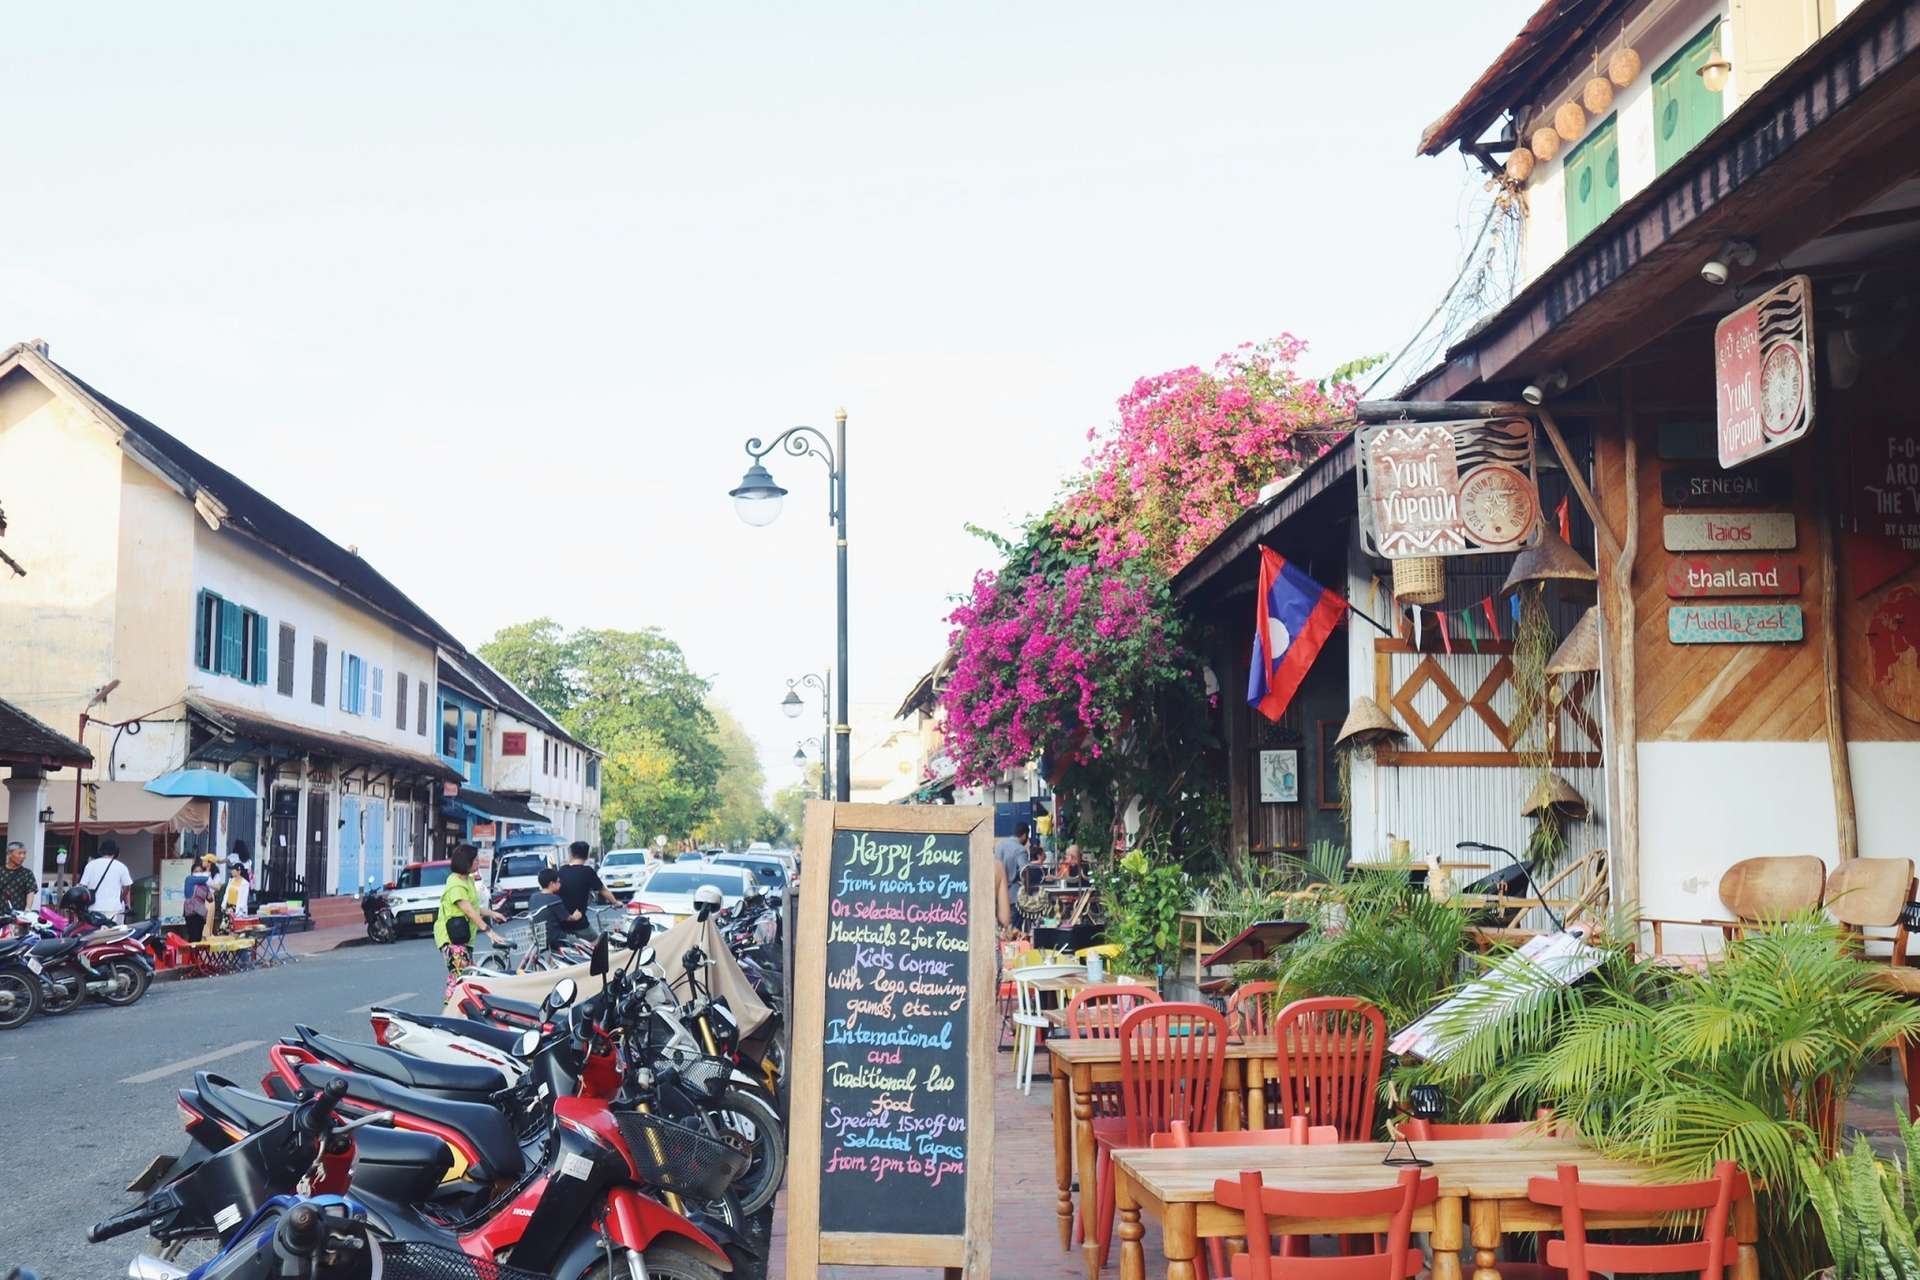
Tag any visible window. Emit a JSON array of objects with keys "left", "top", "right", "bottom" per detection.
[
  {"left": 543, "top": 740, "right": 550, "bottom": 774},
  {"left": 312, "top": 639, "right": 329, "bottom": 706},
  {"left": 441, "top": 701, "right": 461, "bottom": 758},
  {"left": 417, "top": 680, "right": 429, "bottom": 735},
  {"left": 586, "top": 759, "right": 598, "bottom": 789},
  {"left": 1653, "top": 21, "right": 1725, "bottom": 173},
  {"left": 396, "top": 672, "right": 409, "bottom": 729},
  {"left": 193, "top": 590, "right": 268, "bottom": 684},
  {"left": 277, "top": 624, "right": 296, "bottom": 696},
  {"left": 1563, "top": 113, "right": 1620, "bottom": 247},
  {"left": 339, "top": 653, "right": 368, "bottom": 715},
  {"left": 371, "top": 666, "right": 384, "bottom": 721}
]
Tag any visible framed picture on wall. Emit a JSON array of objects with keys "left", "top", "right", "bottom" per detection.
[
  {"left": 1257, "top": 749, "right": 1299, "bottom": 804},
  {"left": 1316, "top": 720, "right": 1343, "bottom": 811}
]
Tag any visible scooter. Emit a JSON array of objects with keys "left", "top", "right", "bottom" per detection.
[
  {"left": 8, "top": 912, "right": 154, "bottom": 1011},
  {"left": 358, "top": 882, "right": 395, "bottom": 945},
  {"left": 0, "top": 933, "right": 44, "bottom": 1030}
]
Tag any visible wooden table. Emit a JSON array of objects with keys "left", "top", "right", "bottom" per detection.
[
  {"left": 1108, "top": 1135, "right": 1759, "bottom": 1280},
  {"left": 1045, "top": 1034, "right": 1280, "bottom": 1268}
]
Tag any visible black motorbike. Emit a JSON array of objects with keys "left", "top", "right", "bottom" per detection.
[{"left": 358, "top": 884, "right": 396, "bottom": 945}]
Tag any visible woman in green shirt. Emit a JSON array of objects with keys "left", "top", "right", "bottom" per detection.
[{"left": 435, "top": 844, "right": 505, "bottom": 999}]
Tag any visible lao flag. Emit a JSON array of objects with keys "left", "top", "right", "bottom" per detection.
[{"left": 1247, "top": 547, "right": 1347, "bottom": 722}]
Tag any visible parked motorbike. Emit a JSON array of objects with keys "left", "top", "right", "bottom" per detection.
[
  {"left": 358, "top": 883, "right": 396, "bottom": 945},
  {"left": 0, "top": 932, "right": 45, "bottom": 1030},
  {"left": 5, "top": 911, "right": 154, "bottom": 1011}
]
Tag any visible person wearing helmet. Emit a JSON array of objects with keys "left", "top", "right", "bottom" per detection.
[
  {"left": 691, "top": 883, "right": 725, "bottom": 922},
  {"left": 555, "top": 840, "right": 616, "bottom": 935}
]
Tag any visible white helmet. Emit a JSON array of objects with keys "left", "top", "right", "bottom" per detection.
[{"left": 693, "top": 884, "right": 724, "bottom": 910}]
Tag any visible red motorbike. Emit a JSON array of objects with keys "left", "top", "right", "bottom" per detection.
[{"left": 4, "top": 911, "right": 154, "bottom": 1010}]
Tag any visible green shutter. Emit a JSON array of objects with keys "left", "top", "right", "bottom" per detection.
[
  {"left": 1653, "top": 21, "right": 1724, "bottom": 173},
  {"left": 218, "top": 599, "right": 242, "bottom": 676},
  {"left": 194, "top": 591, "right": 210, "bottom": 671},
  {"left": 251, "top": 613, "right": 269, "bottom": 685},
  {"left": 1563, "top": 115, "right": 1619, "bottom": 247}
]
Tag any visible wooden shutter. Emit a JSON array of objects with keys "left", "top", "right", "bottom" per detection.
[
  {"left": 312, "top": 639, "right": 329, "bottom": 706},
  {"left": 417, "top": 682, "right": 428, "bottom": 735},
  {"left": 1654, "top": 21, "right": 1726, "bottom": 173},
  {"left": 278, "top": 624, "right": 296, "bottom": 696},
  {"left": 216, "top": 599, "right": 242, "bottom": 676},
  {"left": 371, "top": 667, "right": 384, "bottom": 720},
  {"left": 1563, "top": 115, "right": 1619, "bottom": 246},
  {"left": 250, "top": 612, "right": 268, "bottom": 684},
  {"left": 396, "top": 672, "right": 409, "bottom": 729},
  {"left": 194, "top": 591, "right": 211, "bottom": 671},
  {"left": 1730, "top": 0, "right": 1826, "bottom": 98}
]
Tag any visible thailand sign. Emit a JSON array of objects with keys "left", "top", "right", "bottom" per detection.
[
  {"left": 1663, "top": 512, "right": 1797, "bottom": 551},
  {"left": 1717, "top": 274, "right": 1815, "bottom": 468},
  {"left": 1660, "top": 465, "right": 1789, "bottom": 508},
  {"left": 1668, "top": 604, "right": 1805, "bottom": 644},
  {"left": 1357, "top": 418, "right": 1541, "bottom": 558},
  {"left": 1664, "top": 555, "right": 1802, "bottom": 598}
]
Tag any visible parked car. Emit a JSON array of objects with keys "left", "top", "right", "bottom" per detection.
[
  {"left": 627, "top": 861, "right": 751, "bottom": 934},
  {"left": 714, "top": 853, "right": 790, "bottom": 896},
  {"left": 745, "top": 843, "right": 798, "bottom": 879},
  {"left": 598, "top": 847, "right": 657, "bottom": 901},
  {"left": 488, "top": 848, "right": 558, "bottom": 917},
  {"left": 384, "top": 860, "right": 452, "bottom": 936}
]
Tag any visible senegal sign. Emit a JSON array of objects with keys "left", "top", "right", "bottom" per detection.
[
  {"left": 1717, "top": 275, "right": 1814, "bottom": 468},
  {"left": 1358, "top": 418, "right": 1541, "bottom": 558}
]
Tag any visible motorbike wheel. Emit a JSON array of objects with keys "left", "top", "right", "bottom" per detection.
[
  {"left": 711, "top": 1087, "right": 785, "bottom": 1216},
  {"left": 475, "top": 951, "right": 511, "bottom": 973},
  {"left": 584, "top": 1242, "right": 724, "bottom": 1280},
  {"left": 99, "top": 957, "right": 152, "bottom": 1007},
  {"left": 39, "top": 961, "right": 86, "bottom": 1015},
  {"left": 368, "top": 909, "right": 396, "bottom": 945},
  {"left": 0, "top": 970, "right": 40, "bottom": 1030}
]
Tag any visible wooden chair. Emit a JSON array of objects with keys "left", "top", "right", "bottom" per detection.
[
  {"left": 1526, "top": 1161, "right": 1746, "bottom": 1280},
  {"left": 1213, "top": 1166, "right": 1436, "bottom": 1280},
  {"left": 1825, "top": 857, "right": 1917, "bottom": 962},
  {"left": 1640, "top": 855, "right": 1827, "bottom": 956},
  {"left": 1065, "top": 982, "right": 1163, "bottom": 1246},
  {"left": 1271, "top": 996, "right": 1387, "bottom": 1141},
  {"left": 1092, "top": 1002, "right": 1228, "bottom": 1270},
  {"left": 1154, "top": 1116, "right": 1336, "bottom": 1279}
]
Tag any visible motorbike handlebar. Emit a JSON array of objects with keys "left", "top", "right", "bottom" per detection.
[
  {"left": 87, "top": 1186, "right": 181, "bottom": 1243},
  {"left": 296, "top": 1077, "right": 350, "bottom": 1137},
  {"left": 276, "top": 1202, "right": 326, "bottom": 1256}
]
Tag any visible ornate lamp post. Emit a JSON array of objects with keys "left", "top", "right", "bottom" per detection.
[
  {"left": 781, "top": 673, "right": 831, "bottom": 800},
  {"left": 730, "top": 410, "right": 850, "bottom": 802}
]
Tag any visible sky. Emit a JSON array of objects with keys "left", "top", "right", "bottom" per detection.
[{"left": 3, "top": 1, "right": 1533, "bottom": 797}]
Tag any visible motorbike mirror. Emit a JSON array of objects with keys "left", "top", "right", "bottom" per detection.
[
  {"left": 589, "top": 933, "right": 610, "bottom": 978},
  {"left": 625, "top": 918, "right": 653, "bottom": 950},
  {"left": 513, "top": 1028, "right": 539, "bottom": 1058},
  {"left": 638, "top": 946, "right": 657, "bottom": 967},
  {"left": 547, "top": 977, "right": 578, "bottom": 1010}
]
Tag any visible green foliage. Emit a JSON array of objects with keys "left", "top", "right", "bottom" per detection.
[
  {"left": 1203, "top": 856, "right": 1295, "bottom": 949},
  {"left": 1803, "top": 1123, "right": 1920, "bottom": 1280},
  {"left": 1409, "top": 915, "right": 1920, "bottom": 1277},
  {"left": 694, "top": 703, "right": 782, "bottom": 850},
  {"left": 771, "top": 766, "right": 821, "bottom": 843},
  {"left": 1095, "top": 843, "right": 1192, "bottom": 975}
]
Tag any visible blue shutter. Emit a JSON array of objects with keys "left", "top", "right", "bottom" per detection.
[
  {"left": 371, "top": 667, "right": 384, "bottom": 720},
  {"left": 194, "top": 591, "right": 210, "bottom": 671},
  {"left": 354, "top": 658, "right": 367, "bottom": 715},
  {"left": 218, "top": 599, "right": 242, "bottom": 676},
  {"left": 251, "top": 613, "right": 268, "bottom": 684},
  {"left": 341, "top": 653, "right": 352, "bottom": 711}
]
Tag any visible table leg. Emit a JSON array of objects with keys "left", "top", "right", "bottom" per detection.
[
  {"left": 1052, "top": 1056, "right": 1073, "bottom": 1251},
  {"left": 1469, "top": 1198, "right": 1502, "bottom": 1280},
  {"left": 1733, "top": 1192, "right": 1760, "bottom": 1280},
  {"left": 1429, "top": 1194, "right": 1464, "bottom": 1280},
  {"left": 1164, "top": 1203, "right": 1200, "bottom": 1280},
  {"left": 1116, "top": 1166, "right": 1146, "bottom": 1280},
  {"left": 1244, "top": 1057, "right": 1264, "bottom": 1131},
  {"left": 1074, "top": 1066, "right": 1098, "bottom": 1276},
  {"left": 1223, "top": 1058, "right": 1244, "bottom": 1130}
]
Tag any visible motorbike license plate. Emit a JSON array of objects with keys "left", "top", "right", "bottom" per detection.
[
  {"left": 413, "top": 912, "right": 434, "bottom": 925},
  {"left": 24, "top": 956, "right": 41, "bottom": 975}
]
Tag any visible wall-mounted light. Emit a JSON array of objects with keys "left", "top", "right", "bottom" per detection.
[
  {"left": 1521, "top": 370, "right": 1569, "bottom": 406},
  {"left": 1700, "top": 239, "right": 1757, "bottom": 286},
  {"left": 38, "top": 806, "right": 54, "bottom": 824},
  {"left": 1697, "top": 42, "right": 1732, "bottom": 94}
]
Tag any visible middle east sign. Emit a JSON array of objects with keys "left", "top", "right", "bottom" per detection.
[{"left": 1357, "top": 418, "right": 1541, "bottom": 558}]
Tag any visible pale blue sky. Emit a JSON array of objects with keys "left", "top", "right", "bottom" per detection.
[{"left": 4, "top": 1, "right": 1531, "bottom": 796}]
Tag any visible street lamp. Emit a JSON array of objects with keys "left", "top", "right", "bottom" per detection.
[
  {"left": 729, "top": 410, "right": 850, "bottom": 802},
  {"left": 783, "top": 672, "right": 832, "bottom": 801}
]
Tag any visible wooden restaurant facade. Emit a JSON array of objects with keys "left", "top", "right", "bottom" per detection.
[{"left": 1181, "top": 0, "right": 1920, "bottom": 942}]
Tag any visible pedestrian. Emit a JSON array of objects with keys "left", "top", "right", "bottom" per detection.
[
  {"left": 79, "top": 838, "right": 134, "bottom": 925},
  {"left": 995, "top": 821, "right": 1030, "bottom": 896},
  {"left": 221, "top": 858, "right": 252, "bottom": 921},
  {"left": 181, "top": 860, "right": 212, "bottom": 943},
  {"left": 555, "top": 841, "right": 616, "bottom": 935},
  {"left": 1052, "top": 843, "right": 1089, "bottom": 887},
  {"left": 526, "top": 866, "right": 574, "bottom": 953},
  {"left": 1015, "top": 845, "right": 1050, "bottom": 934},
  {"left": 0, "top": 841, "right": 38, "bottom": 915},
  {"left": 434, "top": 844, "right": 505, "bottom": 1000}
]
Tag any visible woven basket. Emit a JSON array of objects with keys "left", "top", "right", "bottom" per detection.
[
  {"left": 1582, "top": 76, "right": 1615, "bottom": 114},
  {"left": 1609, "top": 47, "right": 1642, "bottom": 87},
  {"left": 1392, "top": 556, "right": 1446, "bottom": 606},
  {"left": 1555, "top": 100, "right": 1587, "bottom": 141},
  {"left": 1529, "top": 127, "right": 1560, "bottom": 163},
  {"left": 1506, "top": 148, "right": 1536, "bottom": 183}
]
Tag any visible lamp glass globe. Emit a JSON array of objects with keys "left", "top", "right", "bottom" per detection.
[
  {"left": 734, "top": 491, "right": 782, "bottom": 527},
  {"left": 781, "top": 690, "right": 804, "bottom": 718}
]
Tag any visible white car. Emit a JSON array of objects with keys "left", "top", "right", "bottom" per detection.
[
  {"left": 598, "top": 848, "right": 658, "bottom": 900},
  {"left": 746, "top": 844, "right": 798, "bottom": 879},
  {"left": 627, "top": 861, "right": 751, "bottom": 933},
  {"left": 488, "top": 849, "right": 558, "bottom": 917},
  {"left": 384, "top": 860, "right": 454, "bottom": 936}
]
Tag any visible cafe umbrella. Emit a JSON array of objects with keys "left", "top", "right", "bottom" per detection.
[{"left": 144, "top": 768, "right": 256, "bottom": 866}]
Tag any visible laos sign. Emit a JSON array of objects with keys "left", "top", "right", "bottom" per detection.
[
  {"left": 1669, "top": 604, "right": 1805, "bottom": 644},
  {"left": 1663, "top": 512, "right": 1797, "bottom": 551},
  {"left": 1358, "top": 418, "right": 1541, "bottom": 558},
  {"left": 1717, "top": 275, "right": 1814, "bottom": 468}
]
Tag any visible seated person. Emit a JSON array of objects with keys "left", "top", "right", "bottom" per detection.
[{"left": 525, "top": 867, "right": 579, "bottom": 951}]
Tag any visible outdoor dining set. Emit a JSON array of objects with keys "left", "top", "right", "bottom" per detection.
[{"left": 1007, "top": 963, "right": 1760, "bottom": 1280}]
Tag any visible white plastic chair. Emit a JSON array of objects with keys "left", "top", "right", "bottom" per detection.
[{"left": 1011, "top": 963, "right": 1086, "bottom": 1094}]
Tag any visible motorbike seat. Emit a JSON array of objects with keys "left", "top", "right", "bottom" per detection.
[
  {"left": 293, "top": 1025, "right": 508, "bottom": 1100},
  {"left": 28, "top": 936, "right": 83, "bottom": 959},
  {"left": 195, "top": 1072, "right": 298, "bottom": 1131},
  {"left": 377, "top": 1008, "right": 527, "bottom": 1055},
  {"left": 294, "top": 1062, "right": 526, "bottom": 1183},
  {"left": 474, "top": 992, "right": 543, "bottom": 1024}
]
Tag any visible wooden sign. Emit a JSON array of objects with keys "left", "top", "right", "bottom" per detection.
[
  {"left": 1657, "top": 421, "right": 1716, "bottom": 461},
  {"left": 1357, "top": 418, "right": 1541, "bottom": 558},
  {"left": 1865, "top": 585, "right": 1920, "bottom": 722},
  {"left": 1668, "top": 604, "right": 1805, "bottom": 643},
  {"left": 1717, "top": 274, "right": 1815, "bottom": 468},
  {"left": 1664, "top": 555, "right": 1802, "bottom": 597},
  {"left": 787, "top": 801, "right": 996, "bottom": 1279},
  {"left": 1850, "top": 423, "right": 1920, "bottom": 553},
  {"left": 1663, "top": 512, "right": 1797, "bottom": 551},
  {"left": 1660, "top": 465, "right": 1789, "bottom": 508}
]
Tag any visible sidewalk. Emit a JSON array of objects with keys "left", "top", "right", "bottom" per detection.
[{"left": 285, "top": 918, "right": 368, "bottom": 957}]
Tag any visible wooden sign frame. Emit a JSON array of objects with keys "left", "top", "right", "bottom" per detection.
[
  {"left": 786, "top": 800, "right": 997, "bottom": 1279},
  {"left": 1356, "top": 417, "right": 1542, "bottom": 558}
]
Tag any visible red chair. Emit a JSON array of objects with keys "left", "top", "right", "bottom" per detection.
[
  {"left": 1214, "top": 1166, "right": 1436, "bottom": 1279},
  {"left": 1092, "top": 1002, "right": 1228, "bottom": 1269},
  {"left": 1527, "top": 1161, "right": 1746, "bottom": 1280},
  {"left": 1065, "top": 983, "right": 1162, "bottom": 1246},
  {"left": 1154, "top": 1116, "right": 1336, "bottom": 1279},
  {"left": 1403, "top": 1108, "right": 1556, "bottom": 1141},
  {"left": 1272, "top": 996, "right": 1386, "bottom": 1141},
  {"left": 1227, "top": 980, "right": 1278, "bottom": 1036}
]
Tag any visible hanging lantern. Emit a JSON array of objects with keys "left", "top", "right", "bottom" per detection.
[
  {"left": 1582, "top": 76, "right": 1615, "bottom": 114},
  {"left": 1529, "top": 127, "right": 1561, "bottom": 163},
  {"left": 1506, "top": 147, "right": 1536, "bottom": 183},
  {"left": 1521, "top": 772, "right": 1589, "bottom": 821},
  {"left": 1608, "top": 46, "right": 1642, "bottom": 86},
  {"left": 1554, "top": 101, "right": 1587, "bottom": 142},
  {"left": 1334, "top": 697, "right": 1406, "bottom": 755},
  {"left": 1392, "top": 556, "right": 1446, "bottom": 606},
  {"left": 1502, "top": 529, "right": 1597, "bottom": 594},
  {"left": 1545, "top": 606, "right": 1601, "bottom": 675}
]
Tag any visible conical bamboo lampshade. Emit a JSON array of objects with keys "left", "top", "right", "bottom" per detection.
[
  {"left": 1521, "top": 772, "right": 1589, "bottom": 821},
  {"left": 1334, "top": 696, "right": 1405, "bottom": 751},
  {"left": 1503, "top": 528, "right": 1597, "bottom": 594},
  {"left": 1545, "top": 606, "right": 1602, "bottom": 675}
]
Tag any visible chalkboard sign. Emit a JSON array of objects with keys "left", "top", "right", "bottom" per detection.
[{"left": 786, "top": 802, "right": 996, "bottom": 1279}]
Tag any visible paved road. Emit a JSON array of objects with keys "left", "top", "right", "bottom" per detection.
[{"left": 0, "top": 931, "right": 462, "bottom": 1278}]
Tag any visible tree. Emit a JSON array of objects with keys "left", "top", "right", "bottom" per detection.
[
  {"left": 475, "top": 618, "right": 575, "bottom": 712},
  {"left": 772, "top": 767, "right": 822, "bottom": 840},
  {"left": 695, "top": 703, "right": 777, "bottom": 850}
]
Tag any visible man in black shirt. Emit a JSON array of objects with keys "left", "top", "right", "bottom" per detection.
[{"left": 555, "top": 841, "right": 617, "bottom": 934}]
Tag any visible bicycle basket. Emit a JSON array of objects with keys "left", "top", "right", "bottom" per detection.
[
  {"left": 376, "top": 1243, "right": 548, "bottom": 1280},
  {"left": 613, "top": 1110, "right": 751, "bottom": 1201}
]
